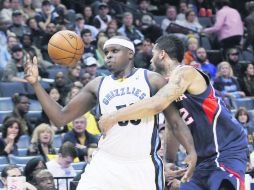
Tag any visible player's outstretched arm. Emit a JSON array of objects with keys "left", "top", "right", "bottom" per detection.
[
  {"left": 99, "top": 66, "right": 196, "bottom": 134},
  {"left": 24, "top": 55, "right": 98, "bottom": 127}
]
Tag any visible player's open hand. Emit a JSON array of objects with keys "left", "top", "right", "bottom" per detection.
[
  {"left": 180, "top": 152, "right": 197, "bottom": 183},
  {"left": 98, "top": 113, "right": 115, "bottom": 136},
  {"left": 24, "top": 54, "right": 39, "bottom": 85}
]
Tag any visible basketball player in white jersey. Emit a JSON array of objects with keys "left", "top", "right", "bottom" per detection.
[{"left": 24, "top": 36, "right": 196, "bottom": 190}]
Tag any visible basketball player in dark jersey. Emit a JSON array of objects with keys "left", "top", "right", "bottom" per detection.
[{"left": 99, "top": 35, "right": 248, "bottom": 190}]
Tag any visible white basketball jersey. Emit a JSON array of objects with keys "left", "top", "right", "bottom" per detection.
[{"left": 98, "top": 69, "right": 159, "bottom": 159}]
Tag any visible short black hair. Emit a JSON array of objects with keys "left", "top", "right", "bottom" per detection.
[
  {"left": 59, "top": 141, "right": 77, "bottom": 159},
  {"left": 11, "top": 93, "right": 29, "bottom": 105},
  {"left": 1, "top": 165, "right": 21, "bottom": 178},
  {"left": 155, "top": 35, "right": 184, "bottom": 62},
  {"left": 24, "top": 157, "right": 46, "bottom": 183},
  {"left": 81, "top": 29, "right": 92, "bottom": 37}
]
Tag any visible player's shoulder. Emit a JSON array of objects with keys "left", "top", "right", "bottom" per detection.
[
  {"left": 173, "top": 65, "right": 199, "bottom": 78},
  {"left": 145, "top": 69, "right": 167, "bottom": 90}
]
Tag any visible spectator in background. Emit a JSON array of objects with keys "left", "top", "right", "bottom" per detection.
[
  {"left": 176, "top": 0, "right": 189, "bottom": 22},
  {"left": 134, "top": 38, "right": 152, "bottom": 69},
  {"left": 83, "top": 5, "right": 94, "bottom": 26},
  {"left": 183, "top": 37, "right": 199, "bottom": 65},
  {"left": 118, "top": 12, "right": 144, "bottom": 42},
  {"left": 22, "top": 0, "right": 36, "bottom": 19},
  {"left": 0, "top": 0, "right": 12, "bottom": 22},
  {"left": 65, "top": 64, "right": 81, "bottom": 86},
  {"left": 65, "top": 85, "right": 82, "bottom": 105},
  {"left": 33, "top": 169, "right": 56, "bottom": 190},
  {"left": 235, "top": 107, "right": 254, "bottom": 151},
  {"left": 189, "top": 0, "right": 215, "bottom": 16},
  {"left": 225, "top": 48, "right": 242, "bottom": 78},
  {"left": 161, "top": 6, "right": 183, "bottom": 34},
  {"left": 46, "top": 142, "right": 77, "bottom": 190},
  {"left": 0, "top": 117, "right": 22, "bottom": 156},
  {"left": 80, "top": 73, "right": 92, "bottom": 87},
  {"left": 244, "top": 1, "right": 254, "bottom": 51},
  {"left": 181, "top": 9, "right": 202, "bottom": 33},
  {"left": 28, "top": 123, "right": 57, "bottom": 162},
  {"left": 24, "top": 157, "right": 47, "bottom": 184},
  {"left": 238, "top": 62, "right": 254, "bottom": 97},
  {"left": 196, "top": 47, "right": 217, "bottom": 81},
  {"left": 8, "top": 10, "right": 31, "bottom": 40},
  {"left": 38, "top": 86, "right": 67, "bottom": 133},
  {"left": 0, "top": 34, "right": 16, "bottom": 70},
  {"left": 53, "top": 71, "right": 70, "bottom": 104},
  {"left": 26, "top": 17, "right": 44, "bottom": 49},
  {"left": 0, "top": 16, "right": 11, "bottom": 47},
  {"left": 84, "top": 57, "right": 99, "bottom": 79},
  {"left": 3, "top": 43, "right": 28, "bottom": 82},
  {"left": 80, "top": 29, "right": 97, "bottom": 66},
  {"left": 93, "top": 3, "right": 112, "bottom": 32},
  {"left": 214, "top": 61, "right": 245, "bottom": 98},
  {"left": 10, "top": 93, "right": 33, "bottom": 135},
  {"left": 202, "top": 0, "right": 243, "bottom": 51},
  {"left": 135, "top": 0, "right": 154, "bottom": 27},
  {"left": 105, "top": 26, "right": 119, "bottom": 39},
  {"left": 35, "top": 0, "right": 58, "bottom": 31},
  {"left": 1, "top": 165, "right": 36, "bottom": 190},
  {"left": 72, "top": 13, "right": 98, "bottom": 40},
  {"left": 95, "top": 35, "right": 108, "bottom": 66},
  {"left": 63, "top": 115, "right": 99, "bottom": 161}
]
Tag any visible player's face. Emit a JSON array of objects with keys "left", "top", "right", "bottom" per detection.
[
  {"left": 150, "top": 44, "right": 164, "bottom": 74},
  {"left": 104, "top": 44, "right": 131, "bottom": 74}
]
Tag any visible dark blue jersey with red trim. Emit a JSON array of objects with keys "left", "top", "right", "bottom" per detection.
[{"left": 174, "top": 70, "right": 247, "bottom": 166}]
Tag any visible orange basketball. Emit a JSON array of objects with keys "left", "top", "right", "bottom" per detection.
[{"left": 48, "top": 30, "right": 84, "bottom": 67}]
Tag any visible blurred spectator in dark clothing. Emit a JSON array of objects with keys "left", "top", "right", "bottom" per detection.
[
  {"left": 10, "top": 93, "right": 33, "bottom": 135},
  {"left": 203, "top": 0, "right": 243, "bottom": 51},
  {"left": 83, "top": 5, "right": 94, "bottom": 26},
  {"left": 176, "top": 0, "right": 189, "bottom": 21},
  {"left": 135, "top": 0, "right": 154, "bottom": 27},
  {"left": 80, "top": 29, "right": 97, "bottom": 66},
  {"left": 26, "top": 17, "right": 44, "bottom": 49},
  {"left": 0, "top": 117, "right": 22, "bottom": 156},
  {"left": 8, "top": 10, "right": 31, "bottom": 40},
  {"left": 52, "top": 71, "right": 70, "bottom": 104},
  {"left": 35, "top": 0, "right": 58, "bottom": 31},
  {"left": 80, "top": 73, "right": 92, "bottom": 87},
  {"left": 93, "top": 3, "right": 112, "bottom": 32},
  {"left": 24, "top": 157, "right": 47, "bottom": 184},
  {"left": 63, "top": 116, "right": 99, "bottom": 161},
  {"left": 140, "top": 14, "right": 162, "bottom": 43},
  {"left": 196, "top": 47, "right": 217, "bottom": 81},
  {"left": 226, "top": 48, "right": 242, "bottom": 78},
  {"left": 238, "top": 62, "right": 254, "bottom": 97},
  {"left": 118, "top": 12, "right": 144, "bottom": 42},
  {"left": 134, "top": 38, "right": 152, "bottom": 69},
  {"left": 41, "top": 22, "right": 57, "bottom": 62},
  {"left": 244, "top": 1, "right": 254, "bottom": 51}
]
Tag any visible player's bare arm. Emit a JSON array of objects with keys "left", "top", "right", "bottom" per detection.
[
  {"left": 99, "top": 66, "right": 206, "bottom": 132},
  {"left": 24, "top": 56, "right": 100, "bottom": 127},
  {"left": 163, "top": 104, "right": 196, "bottom": 182}
]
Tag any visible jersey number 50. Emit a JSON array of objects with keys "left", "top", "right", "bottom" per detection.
[{"left": 116, "top": 104, "right": 141, "bottom": 126}]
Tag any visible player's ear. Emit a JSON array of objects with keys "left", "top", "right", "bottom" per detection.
[
  {"left": 128, "top": 50, "right": 134, "bottom": 60},
  {"left": 159, "top": 50, "right": 166, "bottom": 60}
]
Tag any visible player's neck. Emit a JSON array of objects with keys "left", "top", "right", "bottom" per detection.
[
  {"left": 163, "top": 61, "right": 178, "bottom": 78},
  {"left": 113, "top": 66, "right": 136, "bottom": 79}
]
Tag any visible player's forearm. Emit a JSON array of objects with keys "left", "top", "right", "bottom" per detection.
[
  {"left": 172, "top": 122, "right": 196, "bottom": 156},
  {"left": 32, "top": 82, "right": 67, "bottom": 126},
  {"left": 110, "top": 96, "right": 168, "bottom": 123}
]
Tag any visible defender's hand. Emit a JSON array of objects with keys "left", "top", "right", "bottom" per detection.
[
  {"left": 24, "top": 54, "right": 39, "bottom": 85},
  {"left": 98, "top": 114, "right": 115, "bottom": 136},
  {"left": 181, "top": 152, "right": 196, "bottom": 183}
]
